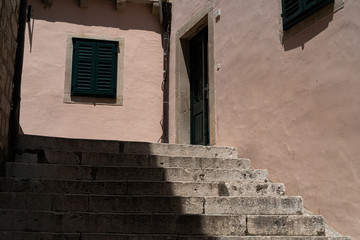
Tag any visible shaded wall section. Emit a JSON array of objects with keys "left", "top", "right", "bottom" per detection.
[
  {"left": 21, "top": 0, "right": 163, "bottom": 142},
  {"left": 0, "top": 0, "right": 20, "bottom": 165},
  {"left": 170, "top": 0, "right": 360, "bottom": 239}
]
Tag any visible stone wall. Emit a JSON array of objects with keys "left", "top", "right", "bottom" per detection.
[{"left": 0, "top": 0, "right": 20, "bottom": 165}]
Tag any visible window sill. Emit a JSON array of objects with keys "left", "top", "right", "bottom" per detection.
[{"left": 64, "top": 94, "right": 123, "bottom": 106}]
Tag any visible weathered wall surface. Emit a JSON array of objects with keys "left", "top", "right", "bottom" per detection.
[
  {"left": 170, "top": 0, "right": 360, "bottom": 239},
  {"left": 0, "top": 0, "right": 20, "bottom": 165},
  {"left": 21, "top": 0, "right": 163, "bottom": 142}
]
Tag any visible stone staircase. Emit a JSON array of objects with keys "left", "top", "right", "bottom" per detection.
[{"left": 0, "top": 135, "right": 350, "bottom": 239}]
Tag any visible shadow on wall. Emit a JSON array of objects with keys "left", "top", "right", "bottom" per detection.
[
  {"left": 282, "top": 5, "right": 334, "bottom": 51},
  {"left": 28, "top": 0, "right": 161, "bottom": 32}
]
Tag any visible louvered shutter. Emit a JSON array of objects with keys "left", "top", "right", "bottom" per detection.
[
  {"left": 94, "top": 42, "right": 117, "bottom": 98},
  {"left": 282, "top": 0, "right": 334, "bottom": 30},
  {"left": 71, "top": 38, "right": 117, "bottom": 98},
  {"left": 282, "top": 0, "right": 303, "bottom": 30},
  {"left": 71, "top": 40, "right": 96, "bottom": 96},
  {"left": 303, "top": 0, "right": 333, "bottom": 11}
]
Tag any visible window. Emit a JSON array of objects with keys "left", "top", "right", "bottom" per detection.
[
  {"left": 71, "top": 38, "right": 118, "bottom": 98},
  {"left": 64, "top": 34, "right": 124, "bottom": 105},
  {"left": 282, "top": 0, "right": 334, "bottom": 30}
]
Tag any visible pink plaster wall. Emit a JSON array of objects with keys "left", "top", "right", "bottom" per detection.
[
  {"left": 170, "top": 0, "right": 360, "bottom": 238},
  {"left": 21, "top": 0, "right": 164, "bottom": 142}
]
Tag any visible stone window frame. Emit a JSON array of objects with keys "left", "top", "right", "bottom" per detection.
[
  {"left": 64, "top": 34, "right": 124, "bottom": 105},
  {"left": 279, "top": 0, "right": 344, "bottom": 42}
]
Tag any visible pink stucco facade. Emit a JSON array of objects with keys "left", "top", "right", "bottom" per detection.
[
  {"left": 20, "top": 0, "right": 360, "bottom": 238},
  {"left": 169, "top": 0, "right": 360, "bottom": 239},
  {"left": 21, "top": 0, "right": 164, "bottom": 142}
]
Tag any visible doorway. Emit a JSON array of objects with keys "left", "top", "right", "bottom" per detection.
[
  {"left": 175, "top": 2, "right": 215, "bottom": 145},
  {"left": 190, "top": 27, "right": 209, "bottom": 145}
]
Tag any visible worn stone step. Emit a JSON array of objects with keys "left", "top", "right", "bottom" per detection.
[
  {"left": 18, "top": 134, "right": 238, "bottom": 158},
  {"left": 0, "top": 232, "right": 81, "bottom": 240},
  {"left": 0, "top": 193, "right": 302, "bottom": 215},
  {"left": 0, "top": 178, "right": 284, "bottom": 196},
  {"left": 16, "top": 149, "right": 251, "bottom": 169},
  {"left": 0, "top": 210, "right": 324, "bottom": 236},
  {"left": 0, "top": 193, "right": 203, "bottom": 214},
  {"left": 204, "top": 196, "right": 303, "bottom": 215},
  {"left": 177, "top": 238, "right": 350, "bottom": 240},
  {"left": 247, "top": 215, "right": 325, "bottom": 236},
  {"left": 0, "top": 232, "right": 351, "bottom": 240},
  {"left": 0, "top": 210, "right": 247, "bottom": 235},
  {"left": 5, "top": 162, "right": 268, "bottom": 182}
]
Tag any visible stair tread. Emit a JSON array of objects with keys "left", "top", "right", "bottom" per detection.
[
  {"left": 18, "top": 135, "right": 238, "bottom": 158},
  {"left": 0, "top": 192, "right": 302, "bottom": 214},
  {"left": 0, "top": 232, "right": 350, "bottom": 239},
  {"left": 5, "top": 162, "right": 268, "bottom": 182},
  {"left": 0, "top": 177, "right": 285, "bottom": 196},
  {"left": 6, "top": 161, "right": 253, "bottom": 170},
  {"left": 17, "top": 150, "right": 251, "bottom": 169},
  {"left": 0, "top": 210, "right": 324, "bottom": 236}
]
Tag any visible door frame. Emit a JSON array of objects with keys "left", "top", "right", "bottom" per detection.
[{"left": 175, "top": 2, "right": 216, "bottom": 145}]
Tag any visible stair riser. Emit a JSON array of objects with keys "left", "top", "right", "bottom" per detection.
[
  {"left": 18, "top": 135, "right": 238, "bottom": 158},
  {"left": 0, "top": 211, "right": 246, "bottom": 235},
  {"left": 205, "top": 197, "right": 303, "bottom": 215},
  {"left": 177, "top": 238, "right": 350, "bottom": 240},
  {"left": 0, "top": 210, "right": 324, "bottom": 236},
  {"left": 247, "top": 215, "right": 325, "bottom": 236},
  {"left": 5, "top": 163, "right": 268, "bottom": 182},
  {"left": 17, "top": 150, "right": 251, "bottom": 169},
  {"left": 0, "top": 233, "right": 351, "bottom": 240},
  {"left": 0, "top": 194, "right": 203, "bottom": 214},
  {"left": 0, "top": 178, "right": 284, "bottom": 196},
  {"left": 0, "top": 194, "right": 302, "bottom": 215},
  {"left": 0, "top": 232, "right": 81, "bottom": 240}
]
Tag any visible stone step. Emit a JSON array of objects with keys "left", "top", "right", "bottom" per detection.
[
  {"left": 16, "top": 149, "right": 251, "bottom": 169},
  {"left": 247, "top": 215, "right": 325, "bottom": 236},
  {"left": 0, "top": 193, "right": 202, "bottom": 214},
  {"left": 0, "top": 193, "right": 303, "bottom": 215},
  {"left": 5, "top": 162, "right": 268, "bottom": 182},
  {"left": 204, "top": 196, "right": 303, "bottom": 215},
  {"left": 0, "top": 178, "right": 285, "bottom": 196},
  {"left": 0, "top": 232, "right": 351, "bottom": 240},
  {"left": 0, "top": 210, "right": 324, "bottom": 236},
  {"left": 18, "top": 134, "right": 238, "bottom": 158}
]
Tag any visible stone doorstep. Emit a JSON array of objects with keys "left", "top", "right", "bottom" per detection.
[
  {"left": 0, "top": 210, "right": 325, "bottom": 236},
  {"left": 5, "top": 162, "right": 268, "bottom": 182},
  {"left": 18, "top": 134, "right": 238, "bottom": 159},
  {"left": 0, "top": 232, "right": 352, "bottom": 240},
  {"left": 15, "top": 150, "right": 251, "bottom": 170},
  {"left": 0, "top": 193, "right": 303, "bottom": 215},
  {"left": 0, "top": 178, "right": 285, "bottom": 196}
]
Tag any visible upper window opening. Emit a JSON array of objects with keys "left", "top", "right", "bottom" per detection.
[
  {"left": 71, "top": 38, "right": 118, "bottom": 98},
  {"left": 282, "top": 0, "right": 334, "bottom": 30}
]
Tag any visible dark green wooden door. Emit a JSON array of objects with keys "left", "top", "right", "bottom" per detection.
[{"left": 190, "top": 27, "right": 209, "bottom": 145}]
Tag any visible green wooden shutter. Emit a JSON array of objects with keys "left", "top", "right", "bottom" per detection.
[
  {"left": 71, "top": 40, "right": 96, "bottom": 96},
  {"left": 71, "top": 38, "right": 117, "bottom": 98},
  {"left": 303, "top": 0, "right": 333, "bottom": 11},
  {"left": 282, "top": 0, "right": 303, "bottom": 30},
  {"left": 282, "top": 0, "right": 334, "bottom": 30},
  {"left": 94, "top": 42, "right": 117, "bottom": 98}
]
